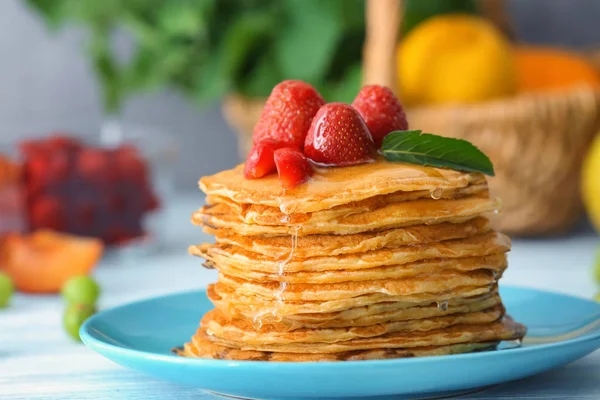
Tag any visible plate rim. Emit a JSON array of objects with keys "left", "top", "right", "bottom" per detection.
[{"left": 80, "top": 284, "right": 600, "bottom": 369}]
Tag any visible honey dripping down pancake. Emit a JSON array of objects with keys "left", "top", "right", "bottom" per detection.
[{"left": 183, "top": 92, "right": 526, "bottom": 363}]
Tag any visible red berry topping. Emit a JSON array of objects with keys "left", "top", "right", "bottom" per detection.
[
  {"left": 304, "top": 103, "right": 376, "bottom": 166},
  {"left": 351, "top": 85, "right": 408, "bottom": 147},
  {"left": 252, "top": 80, "right": 325, "bottom": 150},
  {"left": 273, "top": 148, "right": 313, "bottom": 189},
  {"left": 244, "top": 140, "right": 284, "bottom": 179}
]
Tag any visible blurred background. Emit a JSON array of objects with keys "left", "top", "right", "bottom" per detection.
[
  {"left": 1, "top": 0, "right": 598, "bottom": 187},
  {"left": 0, "top": 0, "right": 599, "bottom": 312}
]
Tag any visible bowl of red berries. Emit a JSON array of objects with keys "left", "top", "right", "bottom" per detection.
[{"left": 0, "top": 126, "right": 177, "bottom": 254}]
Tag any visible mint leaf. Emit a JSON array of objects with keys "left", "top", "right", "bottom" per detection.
[{"left": 381, "top": 130, "right": 495, "bottom": 176}]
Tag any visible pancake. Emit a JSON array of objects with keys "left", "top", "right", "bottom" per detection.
[
  {"left": 182, "top": 153, "right": 526, "bottom": 362},
  {"left": 279, "top": 295, "right": 502, "bottom": 330},
  {"left": 206, "top": 182, "right": 488, "bottom": 227},
  {"left": 217, "top": 269, "right": 499, "bottom": 302},
  {"left": 211, "top": 282, "right": 496, "bottom": 316},
  {"left": 206, "top": 217, "right": 492, "bottom": 258},
  {"left": 194, "top": 195, "right": 499, "bottom": 236},
  {"left": 191, "top": 232, "right": 511, "bottom": 274},
  {"left": 210, "top": 254, "right": 507, "bottom": 284},
  {"left": 199, "top": 159, "right": 483, "bottom": 214},
  {"left": 206, "top": 316, "right": 526, "bottom": 353},
  {"left": 208, "top": 285, "right": 501, "bottom": 329},
  {"left": 201, "top": 306, "right": 505, "bottom": 345},
  {"left": 180, "top": 331, "right": 499, "bottom": 361}
]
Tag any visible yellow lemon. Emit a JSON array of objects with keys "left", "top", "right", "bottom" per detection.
[
  {"left": 582, "top": 133, "right": 600, "bottom": 233},
  {"left": 397, "top": 14, "right": 517, "bottom": 106}
]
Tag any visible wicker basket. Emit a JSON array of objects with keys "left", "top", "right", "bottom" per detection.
[{"left": 221, "top": 0, "right": 600, "bottom": 235}]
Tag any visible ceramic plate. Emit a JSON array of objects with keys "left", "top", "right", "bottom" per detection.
[{"left": 81, "top": 286, "right": 600, "bottom": 400}]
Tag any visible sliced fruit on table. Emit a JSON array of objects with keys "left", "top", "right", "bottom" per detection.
[
  {"left": 304, "top": 102, "right": 375, "bottom": 166},
  {"left": 252, "top": 80, "right": 325, "bottom": 150},
  {"left": 63, "top": 303, "right": 97, "bottom": 342},
  {"left": 1, "top": 230, "right": 103, "bottom": 293},
  {"left": 0, "top": 272, "right": 14, "bottom": 308},
  {"left": 352, "top": 85, "right": 408, "bottom": 147},
  {"left": 397, "top": 14, "right": 517, "bottom": 106},
  {"left": 61, "top": 275, "right": 101, "bottom": 306},
  {"left": 274, "top": 148, "right": 313, "bottom": 189}
]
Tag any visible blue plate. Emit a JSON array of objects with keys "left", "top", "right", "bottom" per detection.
[{"left": 81, "top": 286, "right": 600, "bottom": 400}]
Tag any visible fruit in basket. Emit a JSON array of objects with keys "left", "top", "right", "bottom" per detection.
[
  {"left": 582, "top": 134, "right": 600, "bottom": 233},
  {"left": 1, "top": 230, "right": 103, "bottom": 293},
  {"left": 0, "top": 272, "right": 14, "bottom": 308},
  {"left": 396, "top": 14, "right": 517, "bottom": 106},
  {"left": 514, "top": 47, "right": 600, "bottom": 92}
]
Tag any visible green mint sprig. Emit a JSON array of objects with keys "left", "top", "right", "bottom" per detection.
[{"left": 381, "top": 130, "right": 495, "bottom": 176}]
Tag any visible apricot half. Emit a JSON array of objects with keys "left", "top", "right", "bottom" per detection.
[{"left": 0, "top": 230, "right": 103, "bottom": 293}]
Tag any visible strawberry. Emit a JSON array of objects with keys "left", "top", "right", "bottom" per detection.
[
  {"left": 76, "top": 148, "right": 114, "bottom": 181},
  {"left": 351, "top": 85, "right": 408, "bottom": 147},
  {"left": 273, "top": 148, "right": 313, "bottom": 189},
  {"left": 74, "top": 201, "right": 96, "bottom": 229},
  {"left": 47, "top": 134, "right": 81, "bottom": 152},
  {"left": 24, "top": 153, "right": 70, "bottom": 188},
  {"left": 114, "top": 145, "right": 148, "bottom": 183},
  {"left": 29, "top": 195, "right": 66, "bottom": 231},
  {"left": 244, "top": 139, "right": 284, "bottom": 179},
  {"left": 304, "top": 103, "right": 375, "bottom": 166},
  {"left": 144, "top": 193, "right": 160, "bottom": 212},
  {"left": 252, "top": 80, "right": 325, "bottom": 150}
]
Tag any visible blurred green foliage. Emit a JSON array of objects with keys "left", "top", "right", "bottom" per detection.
[
  {"left": 402, "top": 0, "right": 479, "bottom": 35},
  {"left": 26, "top": 0, "right": 365, "bottom": 113}
]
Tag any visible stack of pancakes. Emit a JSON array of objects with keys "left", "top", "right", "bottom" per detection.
[{"left": 181, "top": 160, "right": 526, "bottom": 361}]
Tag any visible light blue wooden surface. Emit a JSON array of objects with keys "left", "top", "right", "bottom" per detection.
[{"left": 2, "top": 195, "right": 599, "bottom": 400}]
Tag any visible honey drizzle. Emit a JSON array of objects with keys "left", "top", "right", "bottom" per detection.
[{"left": 252, "top": 223, "right": 300, "bottom": 330}]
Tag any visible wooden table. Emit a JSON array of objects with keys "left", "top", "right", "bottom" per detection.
[{"left": 2, "top": 195, "right": 599, "bottom": 399}]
